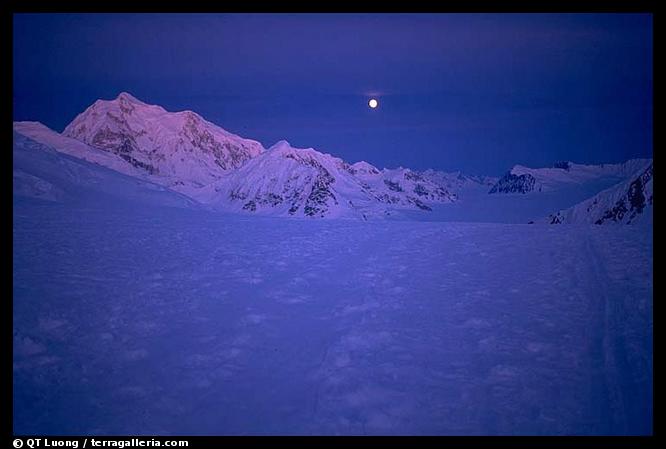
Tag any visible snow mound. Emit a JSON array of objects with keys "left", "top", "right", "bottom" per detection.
[
  {"left": 14, "top": 121, "right": 149, "bottom": 180},
  {"left": 13, "top": 131, "right": 198, "bottom": 209}
]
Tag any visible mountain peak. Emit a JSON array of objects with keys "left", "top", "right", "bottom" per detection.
[
  {"left": 267, "top": 140, "right": 319, "bottom": 156},
  {"left": 115, "top": 91, "right": 143, "bottom": 104},
  {"left": 61, "top": 93, "right": 265, "bottom": 182},
  {"left": 268, "top": 140, "right": 292, "bottom": 151},
  {"left": 349, "top": 161, "right": 380, "bottom": 176}
]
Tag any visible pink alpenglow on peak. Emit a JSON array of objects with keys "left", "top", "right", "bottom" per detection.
[{"left": 62, "top": 92, "right": 265, "bottom": 188}]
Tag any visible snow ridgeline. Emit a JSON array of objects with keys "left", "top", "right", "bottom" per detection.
[
  {"left": 488, "top": 159, "right": 654, "bottom": 225},
  {"left": 542, "top": 162, "right": 653, "bottom": 225},
  {"left": 14, "top": 92, "right": 487, "bottom": 219},
  {"left": 489, "top": 159, "right": 652, "bottom": 195},
  {"left": 14, "top": 92, "right": 652, "bottom": 224},
  {"left": 12, "top": 131, "right": 198, "bottom": 210}
]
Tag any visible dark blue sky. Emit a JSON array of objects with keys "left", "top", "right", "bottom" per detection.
[{"left": 13, "top": 13, "right": 652, "bottom": 175}]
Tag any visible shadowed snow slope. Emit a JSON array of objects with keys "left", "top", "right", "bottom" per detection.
[
  {"left": 14, "top": 121, "right": 150, "bottom": 181},
  {"left": 13, "top": 131, "right": 197, "bottom": 210},
  {"left": 489, "top": 160, "right": 652, "bottom": 194},
  {"left": 543, "top": 162, "right": 653, "bottom": 225}
]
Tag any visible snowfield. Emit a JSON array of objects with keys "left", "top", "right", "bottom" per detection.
[
  {"left": 12, "top": 99, "right": 653, "bottom": 435},
  {"left": 13, "top": 199, "right": 652, "bottom": 435}
]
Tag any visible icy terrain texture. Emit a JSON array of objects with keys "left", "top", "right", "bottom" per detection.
[{"left": 13, "top": 133, "right": 652, "bottom": 435}]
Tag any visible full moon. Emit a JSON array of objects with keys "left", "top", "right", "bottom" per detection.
[{"left": 368, "top": 98, "right": 378, "bottom": 109}]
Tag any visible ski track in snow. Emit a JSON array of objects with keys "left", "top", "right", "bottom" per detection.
[{"left": 13, "top": 201, "right": 652, "bottom": 435}]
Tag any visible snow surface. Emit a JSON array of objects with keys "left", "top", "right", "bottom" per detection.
[
  {"left": 12, "top": 132, "right": 198, "bottom": 210},
  {"left": 13, "top": 199, "right": 653, "bottom": 435},
  {"left": 14, "top": 131, "right": 653, "bottom": 435},
  {"left": 13, "top": 121, "right": 149, "bottom": 180},
  {"left": 12, "top": 95, "right": 653, "bottom": 435}
]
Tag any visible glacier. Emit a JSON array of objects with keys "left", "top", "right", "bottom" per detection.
[
  {"left": 13, "top": 198, "right": 653, "bottom": 435},
  {"left": 13, "top": 94, "right": 653, "bottom": 435}
]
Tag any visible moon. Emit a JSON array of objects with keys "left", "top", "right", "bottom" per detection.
[{"left": 368, "top": 98, "right": 378, "bottom": 109}]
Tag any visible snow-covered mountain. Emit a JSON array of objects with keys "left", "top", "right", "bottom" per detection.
[
  {"left": 348, "top": 161, "right": 381, "bottom": 176},
  {"left": 542, "top": 161, "right": 653, "bottom": 225},
  {"left": 13, "top": 119, "right": 459, "bottom": 219},
  {"left": 12, "top": 92, "right": 464, "bottom": 219},
  {"left": 351, "top": 165, "right": 458, "bottom": 210},
  {"left": 421, "top": 169, "right": 497, "bottom": 192},
  {"left": 12, "top": 92, "right": 652, "bottom": 222},
  {"left": 195, "top": 141, "right": 372, "bottom": 218},
  {"left": 489, "top": 160, "right": 652, "bottom": 194},
  {"left": 61, "top": 92, "right": 264, "bottom": 188},
  {"left": 195, "top": 141, "right": 457, "bottom": 218}
]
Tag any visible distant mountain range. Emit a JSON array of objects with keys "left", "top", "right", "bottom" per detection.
[
  {"left": 489, "top": 160, "right": 651, "bottom": 195},
  {"left": 13, "top": 92, "right": 653, "bottom": 224},
  {"left": 541, "top": 162, "right": 653, "bottom": 225}
]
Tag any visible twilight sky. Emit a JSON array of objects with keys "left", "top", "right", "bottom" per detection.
[{"left": 13, "top": 13, "right": 653, "bottom": 175}]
